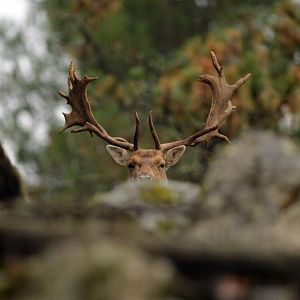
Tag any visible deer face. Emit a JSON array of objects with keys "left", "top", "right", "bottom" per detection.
[{"left": 106, "top": 145, "right": 186, "bottom": 181}]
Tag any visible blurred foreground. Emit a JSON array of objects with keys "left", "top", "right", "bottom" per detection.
[{"left": 1, "top": 130, "right": 300, "bottom": 300}]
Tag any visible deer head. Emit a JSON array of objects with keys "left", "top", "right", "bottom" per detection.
[{"left": 59, "top": 52, "right": 251, "bottom": 181}]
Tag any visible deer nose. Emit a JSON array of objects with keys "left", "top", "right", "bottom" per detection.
[{"left": 137, "top": 173, "right": 152, "bottom": 181}]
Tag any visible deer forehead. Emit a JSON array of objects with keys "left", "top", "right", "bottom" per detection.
[{"left": 130, "top": 149, "right": 165, "bottom": 165}]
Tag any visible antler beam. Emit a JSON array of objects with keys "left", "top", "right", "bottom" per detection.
[{"left": 159, "top": 51, "right": 251, "bottom": 152}]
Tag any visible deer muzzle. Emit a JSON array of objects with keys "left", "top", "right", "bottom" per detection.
[{"left": 137, "top": 173, "right": 153, "bottom": 181}]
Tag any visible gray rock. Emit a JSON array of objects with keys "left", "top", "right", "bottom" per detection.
[
  {"left": 92, "top": 180, "right": 200, "bottom": 235},
  {"left": 202, "top": 131, "right": 300, "bottom": 224},
  {"left": 1, "top": 237, "right": 173, "bottom": 300}
]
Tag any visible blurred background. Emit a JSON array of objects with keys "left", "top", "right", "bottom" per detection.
[{"left": 0, "top": 0, "right": 299, "bottom": 200}]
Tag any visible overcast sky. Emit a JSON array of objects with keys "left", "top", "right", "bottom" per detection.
[
  {"left": 0, "top": 0, "right": 43, "bottom": 184},
  {"left": 0, "top": 0, "right": 28, "bottom": 23},
  {"left": 2, "top": 0, "right": 300, "bottom": 23}
]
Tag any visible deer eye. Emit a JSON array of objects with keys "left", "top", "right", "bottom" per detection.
[
  {"left": 127, "top": 163, "right": 135, "bottom": 170},
  {"left": 158, "top": 163, "right": 165, "bottom": 169}
]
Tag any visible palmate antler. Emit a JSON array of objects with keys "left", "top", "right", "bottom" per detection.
[
  {"left": 156, "top": 51, "right": 251, "bottom": 152},
  {"left": 58, "top": 62, "right": 139, "bottom": 151},
  {"left": 59, "top": 52, "right": 250, "bottom": 154}
]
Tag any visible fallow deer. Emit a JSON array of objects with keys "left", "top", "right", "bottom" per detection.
[{"left": 59, "top": 52, "right": 251, "bottom": 181}]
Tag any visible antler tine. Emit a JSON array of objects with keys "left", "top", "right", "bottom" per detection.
[
  {"left": 211, "top": 51, "right": 223, "bottom": 75},
  {"left": 149, "top": 111, "right": 161, "bottom": 150},
  {"left": 160, "top": 125, "right": 219, "bottom": 152},
  {"left": 148, "top": 111, "right": 217, "bottom": 151},
  {"left": 133, "top": 112, "right": 140, "bottom": 151},
  {"left": 59, "top": 62, "right": 135, "bottom": 151},
  {"left": 160, "top": 51, "right": 251, "bottom": 152},
  {"left": 233, "top": 73, "right": 252, "bottom": 89},
  {"left": 194, "top": 51, "right": 251, "bottom": 144}
]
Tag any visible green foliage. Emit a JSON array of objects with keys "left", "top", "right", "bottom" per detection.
[
  {"left": 40, "top": 0, "right": 300, "bottom": 192},
  {"left": 1, "top": 0, "right": 300, "bottom": 193}
]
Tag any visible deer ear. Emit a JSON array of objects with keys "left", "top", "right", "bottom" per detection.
[
  {"left": 165, "top": 145, "right": 186, "bottom": 169},
  {"left": 106, "top": 145, "right": 131, "bottom": 166}
]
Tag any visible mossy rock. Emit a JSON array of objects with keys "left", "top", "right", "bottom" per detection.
[
  {"left": 98, "top": 180, "right": 199, "bottom": 206},
  {"left": 91, "top": 180, "right": 201, "bottom": 235},
  {"left": 0, "top": 237, "right": 172, "bottom": 300}
]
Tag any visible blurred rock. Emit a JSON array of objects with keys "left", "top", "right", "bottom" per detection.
[
  {"left": 92, "top": 180, "right": 200, "bottom": 235},
  {"left": 202, "top": 131, "right": 300, "bottom": 224},
  {"left": 2, "top": 131, "right": 300, "bottom": 300},
  {"left": 0, "top": 237, "right": 173, "bottom": 300},
  {"left": 99, "top": 180, "right": 199, "bottom": 206}
]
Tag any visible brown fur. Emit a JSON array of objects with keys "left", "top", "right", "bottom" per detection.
[{"left": 128, "top": 150, "right": 167, "bottom": 181}]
